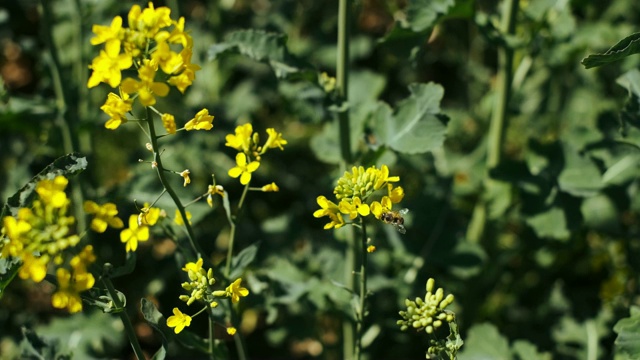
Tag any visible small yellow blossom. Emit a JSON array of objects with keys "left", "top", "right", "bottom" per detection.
[
  {"left": 388, "top": 184, "right": 405, "bottom": 204},
  {"left": 338, "top": 197, "right": 370, "bottom": 220},
  {"left": 313, "top": 196, "right": 345, "bottom": 229},
  {"left": 120, "top": 215, "right": 150, "bottom": 252},
  {"left": 18, "top": 252, "right": 48, "bottom": 283},
  {"left": 262, "top": 128, "right": 287, "bottom": 152},
  {"left": 207, "top": 184, "right": 225, "bottom": 208},
  {"left": 101, "top": 92, "right": 132, "bottom": 129},
  {"left": 35, "top": 176, "right": 68, "bottom": 208},
  {"left": 226, "top": 278, "right": 249, "bottom": 304},
  {"left": 167, "top": 307, "right": 192, "bottom": 334},
  {"left": 181, "top": 258, "right": 203, "bottom": 273},
  {"left": 261, "top": 182, "right": 279, "bottom": 192},
  {"left": 184, "top": 108, "right": 214, "bottom": 131},
  {"left": 138, "top": 203, "right": 162, "bottom": 226},
  {"left": 83, "top": 201, "right": 124, "bottom": 233},
  {"left": 228, "top": 153, "right": 260, "bottom": 185},
  {"left": 180, "top": 170, "right": 191, "bottom": 187},
  {"left": 128, "top": 3, "right": 172, "bottom": 40},
  {"left": 227, "top": 327, "right": 237, "bottom": 336},
  {"left": 373, "top": 165, "right": 400, "bottom": 190},
  {"left": 51, "top": 267, "right": 95, "bottom": 313},
  {"left": 87, "top": 40, "right": 133, "bottom": 88},
  {"left": 225, "top": 123, "right": 253, "bottom": 153},
  {"left": 120, "top": 59, "right": 170, "bottom": 106},
  {"left": 90, "top": 16, "right": 123, "bottom": 46},
  {"left": 161, "top": 113, "right": 177, "bottom": 134},
  {"left": 367, "top": 245, "right": 376, "bottom": 253},
  {"left": 370, "top": 196, "right": 393, "bottom": 219},
  {"left": 174, "top": 210, "right": 192, "bottom": 226},
  {"left": 151, "top": 40, "right": 183, "bottom": 74}
]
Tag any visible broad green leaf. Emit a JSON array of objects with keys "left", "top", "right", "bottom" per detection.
[
  {"left": 371, "top": 83, "right": 448, "bottom": 154},
  {"left": 525, "top": 207, "right": 570, "bottom": 241},
  {"left": 208, "top": 29, "right": 315, "bottom": 80},
  {"left": 614, "top": 306, "right": 640, "bottom": 358},
  {"left": 558, "top": 145, "right": 603, "bottom": 197},
  {"left": 512, "top": 340, "right": 552, "bottom": 360},
  {"left": 582, "top": 33, "right": 640, "bottom": 69},
  {"left": 581, "top": 195, "right": 619, "bottom": 232},
  {"left": 229, "top": 242, "right": 260, "bottom": 279},
  {"left": 602, "top": 154, "right": 640, "bottom": 185},
  {"left": 406, "top": 0, "right": 455, "bottom": 32},
  {"left": 1, "top": 152, "right": 87, "bottom": 218},
  {"left": 458, "top": 323, "right": 510, "bottom": 360}
]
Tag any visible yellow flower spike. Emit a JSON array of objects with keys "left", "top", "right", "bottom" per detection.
[
  {"left": 261, "top": 182, "right": 279, "bottom": 192},
  {"left": 180, "top": 170, "right": 191, "bottom": 187},
  {"left": 101, "top": 92, "right": 132, "bottom": 130},
  {"left": 182, "top": 258, "right": 203, "bottom": 273},
  {"left": 174, "top": 210, "right": 192, "bottom": 226},
  {"left": 225, "top": 124, "right": 254, "bottom": 153},
  {"left": 262, "top": 128, "right": 287, "bottom": 152},
  {"left": 83, "top": 201, "right": 124, "bottom": 233},
  {"left": 87, "top": 40, "right": 132, "bottom": 88},
  {"left": 228, "top": 153, "right": 260, "bottom": 185},
  {"left": 184, "top": 108, "right": 214, "bottom": 131},
  {"left": 120, "top": 214, "right": 150, "bottom": 252},
  {"left": 90, "top": 16, "right": 124, "bottom": 46},
  {"left": 161, "top": 113, "right": 177, "bottom": 134},
  {"left": 226, "top": 278, "right": 249, "bottom": 304},
  {"left": 227, "top": 327, "right": 237, "bottom": 336},
  {"left": 167, "top": 308, "right": 192, "bottom": 334}
]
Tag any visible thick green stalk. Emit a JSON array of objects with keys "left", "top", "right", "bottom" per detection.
[
  {"left": 467, "top": 0, "right": 519, "bottom": 243},
  {"left": 224, "top": 182, "right": 250, "bottom": 278},
  {"left": 102, "top": 277, "right": 145, "bottom": 360},
  {"left": 354, "top": 219, "right": 368, "bottom": 360},
  {"left": 145, "top": 107, "right": 204, "bottom": 260}
]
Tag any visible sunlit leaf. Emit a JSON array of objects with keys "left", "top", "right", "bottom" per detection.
[
  {"left": 229, "top": 241, "right": 260, "bottom": 279},
  {"left": 582, "top": 32, "right": 640, "bottom": 69},
  {"left": 614, "top": 306, "right": 640, "bottom": 358},
  {"left": 458, "top": 323, "right": 510, "bottom": 360}
]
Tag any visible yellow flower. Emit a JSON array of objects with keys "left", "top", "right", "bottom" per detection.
[
  {"left": 228, "top": 153, "right": 260, "bottom": 185},
  {"left": 313, "top": 196, "right": 345, "bottom": 229},
  {"left": 167, "top": 307, "right": 192, "bottom": 334},
  {"left": 121, "top": 59, "right": 170, "bottom": 107},
  {"left": 120, "top": 215, "right": 150, "bottom": 252},
  {"left": 367, "top": 245, "right": 376, "bottom": 253},
  {"left": 90, "top": 16, "right": 123, "bottom": 46},
  {"left": 70, "top": 245, "right": 96, "bottom": 273},
  {"left": 161, "top": 113, "right": 176, "bottom": 134},
  {"left": 226, "top": 278, "right": 249, "bottom": 304},
  {"left": 101, "top": 92, "right": 132, "bottom": 129},
  {"left": 167, "top": 47, "right": 200, "bottom": 93},
  {"left": 174, "top": 210, "right": 192, "bottom": 226},
  {"left": 83, "top": 201, "right": 124, "bottom": 233},
  {"left": 168, "top": 17, "right": 191, "bottom": 47},
  {"left": 207, "top": 184, "right": 225, "bottom": 208},
  {"left": 180, "top": 169, "right": 191, "bottom": 187},
  {"left": 35, "top": 176, "right": 68, "bottom": 208},
  {"left": 87, "top": 40, "right": 133, "bottom": 88},
  {"left": 262, "top": 128, "right": 287, "bottom": 152},
  {"left": 181, "top": 258, "right": 203, "bottom": 273},
  {"left": 373, "top": 165, "right": 400, "bottom": 190},
  {"left": 18, "top": 252, "right": 48, "bottom": 283},
  {"left": 338, "top": 197, "right": 370, "bottom": 220},
  {"left": 1, "top": 215, "right": 30, "bottom": 257},
  {"left": 388, "top": 184, "right": 405, "bottom": 204},
  {"left": 184, "top": 108, "right": 214, "bottom": 131},
  {"left": 225, "top": 124, "right": 253, "bottom": 153},
  {"left": 370, "top": 196, "right": 392, "bottom": 219},
  {"left": 138, "top": 204, "right": 162, "bottom": 226},
  {"left": 261, "top": 182, "right": 279, "bottom": 192},
  {"left": 128, "top": 3, "right": 172, "bottom": 40},
  {"left": 227, "top": 327, "right": 237, "bottom": 336},
  {"left": 151, "top": 40, "right": 183, "bottom": 74},
  {"left": 51, "top": 267, "right": 95, "bottom": 313}
]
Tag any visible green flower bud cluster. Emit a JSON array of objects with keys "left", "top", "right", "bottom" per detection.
[
  {"left": 180, "top": 267, "right": 220, "bottom": 308},
  {"left": 397, "top": 278, "right": 455, "bottom": 334},
  {"left": 334, "top": 165, "right": 398, "bottom": 200}
]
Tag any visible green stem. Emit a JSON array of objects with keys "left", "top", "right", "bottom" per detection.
[
  {"left": 102, "top": 277, "right": 145, "bottom": 360},
  {"left": 337, "top": 0, "right": 352, "bottom": 165},
  {"left": 208, "top": 308, "right": 216, "bottom": 360},
  {"left": 224, "top": 182, "right": 250, "bottom": 278},
  {"left": 466, "top": 0, "right": 519, "bottom": 243},
  {"left": 145, "top": 107, "right": 204, "bottom": 260},
  {"left": 354, "top": 219, "right": 368, "bottom": 360}
]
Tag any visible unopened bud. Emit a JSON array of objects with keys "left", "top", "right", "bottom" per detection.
[{"left": 426, "top": 278, "right": 435, "bottom": 292}]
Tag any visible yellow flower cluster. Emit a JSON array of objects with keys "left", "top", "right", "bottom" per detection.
[
  {"left": 314, "top": 165, "right": 405, "bottom": 230},
  {"left": 397, "top": 278, "right": 455, "bottom": 334},
  {"left": 166, "top": 258, "right": 249, "bottom": 334},
  {"left": 89, "top": 2, "right": 212, "bottom": 133},
  {"left": 0, "top": 176, "right": 96, "bottom": 313},
  {"left": 226, "top": 123, "right": 287, "bottom": 186}
]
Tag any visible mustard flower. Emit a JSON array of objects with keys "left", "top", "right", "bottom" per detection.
[
  {"left": 120, "top": 214, "right": 150, "bottom": 252},
  {"left": 167, "top": 307, "right": 192, "bottom": 334},
  {"left": 373, "top": 165, "right": 400, "bottom": 190},
  {"left": 174, "top": 209, "right": 192, "bottom": 226},
  {"left": 83, "top": 201, "right": 124, "bottom": 233},
  {"left": 180, "top": 169, "right": 191, "bottom": 187},
  {"left": 338, "top": 197, "right": 370, "bottom": 220},
  {"left": 370, "top": 196, "right": 393, "bottom": 219},
  {"left": 138, "top": 203, "right": 162, "bottom": 226},
  {"left": 161, "top": 113, "right": 177, "bottom": 134},
  {"left": 167, "top": 17, "right": 191, "bottom": 48},
  {"left": 1, "top": 215, "right": 30, "bottom": 258},
  {"left": 90, "top": 16, "right": 124, "bottom": 46},
  {"left": 120, "top": 59, "right": 170, "bottom": 107},
  {"left": 262, "top": 128, "right": 287, "bottom": 152},
  {"left": 397, "top": 278, "right": 456, "bottom": 334},
  {"left": 226, "top": 278, "right": 250, "bottom": 304},
  {"left": 182, "top": 258, "right": 203, "bottom": 273},
  {"left": 18, "top": 252, "right": 48, "bottom": 283},
  {"left": 128, "top": 3, "right": 172, "bottom": 40},
  {"left": 388, "top": 184, "right": 405, "bottom": 204},
  {"left": 225, "top": 123, "right": 253, "bottom": 153},
  {"left": 313, "top": 196, "right": 345, "bottom": 229},
  {"left": 261, "top": 182, "right": 279, "bottom": 192},
  {"left": 87, "top": 40, "right": 132, "bottom": 88},
  {"left": 227, "top": 327, "right": 237, "bottom": 336},
  {"left": 367, "top": 245, "right": 376, "bottom": 253},
  {"left": 35, "top": 175, "right": 68, "bottom": 208},
  {"left": 207, "top": 184, "right": 225, "bottom": 208},
  {"left": 151, "top": 40, "right": 183, "bottom": 74},
  {"left": 167, "top": 47, "right": 200, "bottom": 93},
  {"left": 228, "top": 153, "right": 260, "bottom": 185},
  {"left": 184, "top": 108, "right": 214, "bottom": 131},
  {"left": 51, "top": 267, "right": 95, "bottom": 313},
  {"left": 101, "top": 92, "right": 132, "bottom": 130}
]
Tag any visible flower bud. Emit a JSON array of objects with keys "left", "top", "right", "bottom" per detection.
[
  {"left": 179, "top": 295, "right": 189, "bottom": 302},
  {"left": 426, "top": 278, "right": 434, "bottom": 292}
]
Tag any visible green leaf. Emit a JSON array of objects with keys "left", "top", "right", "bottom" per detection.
[
  {"left": 371, "top": 83, "right": 448, "bottom": 154},
  {"left": 106, "top": 252, "right": 137, "bottom": 279},
  {"left": 458, "top": 323, "right": 510, "bottom": 360},
  {"left": 1, "top": 152, "right": 87, "bottom": 218},
  {"left": 582, "top": 32, "right": 640, "bottom": 69},
  {"left": 0, "top": 257, "right": 20, "bottom": 300},
  {"left": 614, "top": 306, "right": 640, "bottom": 358},
  {"left": 602, "top": 154, "right": 640, "bottom": 185},
  {"left": 221, "top": 189, "right": 233, "bottom": 226},
  {"left": 208, "top": 29, "right": 315, "bottom": 80},
  {"left": 229, "top": 242, "right": 260, "bottom": 279},
  {"left": 406, "top": 0, "right": 455, "bottom": 32},
  {"left": 525, "top": 207, "right": 570, "bottom": 241},
  {"left": 512, "top": 340, "right": 552, "bottom": 360}
]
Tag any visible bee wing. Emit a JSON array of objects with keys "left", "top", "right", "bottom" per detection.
[
  {"left": 399, "top": 208, "right": 409, "bottom": 215},
  {"left": 397, "top": 224, "right": 406, "bottom": 234}
]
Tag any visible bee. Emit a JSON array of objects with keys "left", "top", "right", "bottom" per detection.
[{"left": 380, "top": 208, "right": 409, "bottom": 234}]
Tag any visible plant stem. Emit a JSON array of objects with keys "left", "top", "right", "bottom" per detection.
[
  {"left": 354, "top": 219, "right": 368, "bottom": 360},
  {"left": 466, "top": 0, "right": 519, "bottom": 243},
  {"left": 102, "top": 277, "right": 145, "bottom": 360},
  {"left": 224, "top": 182, "right": 250, "bottom": 278},
  {"left": 145, "top": 107, "right": 205, "bottom": 260},
  {"left": 208, "top": 308, "right": 216, "bottom": 360},
  {"left": 337, "top": 0, "right": 352, "bottom": 165}
]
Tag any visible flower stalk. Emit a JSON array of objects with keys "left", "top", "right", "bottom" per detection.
[
  {"left": 354, "top": 218, "right": 368, "bottom": 360},
  {"left": 102, "top": 277, "right": 145, "bottom": 360}
]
